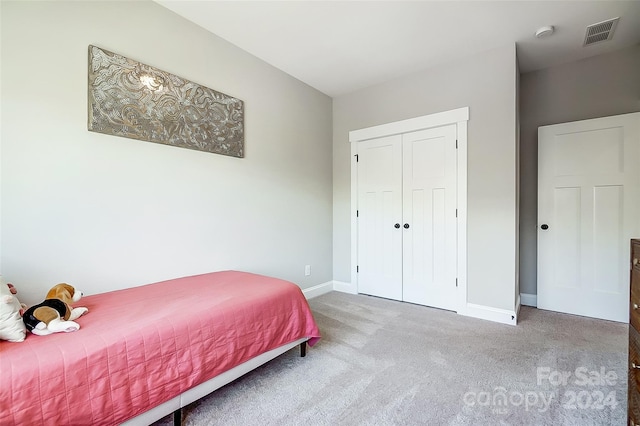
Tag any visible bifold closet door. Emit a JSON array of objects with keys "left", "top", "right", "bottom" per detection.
[
  {"left": 402, "top": 125, "right": 458, "bottom": 310},
  {"left": 356, "top": 135, "right": 403, "bottom": 300}
]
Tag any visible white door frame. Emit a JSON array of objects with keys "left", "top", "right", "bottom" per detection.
[{"left": 349, "top": 107, "right": 469, "bottom": 313}]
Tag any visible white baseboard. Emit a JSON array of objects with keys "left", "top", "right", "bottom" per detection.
[
  {"left": 520, "top": 293, "right": 537, "bottom": 307},
  {"left": 317, "top": 281, "right": 522, "bottom": 326},
  {"left": 461, "top": 303, "right": 518, "bottom": 326},
  {"left": 302, "top": 281, "right": 333, "bottom": 299},
  {"left": 332, "top": 280, "right": 357, "bottom": 294}
]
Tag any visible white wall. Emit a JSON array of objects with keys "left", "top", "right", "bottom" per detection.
[
  {"left": 519, "top": 44, "right": 640, "bottom": 296},
  {"left": 0, "top": 1, "right": 333, "bottom": 305},
  {"left": 333, "top": 44, "right": 518, "bottom": 311}
]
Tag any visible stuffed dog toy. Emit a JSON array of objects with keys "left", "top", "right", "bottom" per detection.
[{"left": 23, "top": 283, "right": 88, "bottom": 335}]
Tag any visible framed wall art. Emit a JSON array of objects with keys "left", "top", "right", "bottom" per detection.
[{"left": 88, "top": 45, "right": 244, "bottom": 158}]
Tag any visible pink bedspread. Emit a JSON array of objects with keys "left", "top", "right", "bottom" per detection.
[{"left": 0, "top": 271, "right": 320, "bottom": 425}]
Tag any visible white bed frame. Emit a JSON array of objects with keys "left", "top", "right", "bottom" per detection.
[{"left": 122, "top": 337, "right": 308, "bottom": 425}]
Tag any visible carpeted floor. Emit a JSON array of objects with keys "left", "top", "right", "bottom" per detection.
[{"left": 153, "top": 291, "right": 627, "bottom": 425}]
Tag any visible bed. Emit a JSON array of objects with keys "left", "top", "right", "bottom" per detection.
[{"left": 0, "top": 271, "right": 321, "bottom": 425}]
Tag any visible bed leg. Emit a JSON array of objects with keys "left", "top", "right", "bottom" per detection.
[
  {"left": 300, "top": 341, "right": 307, "bottom": 357},
  {"left": 173, "top": 408, "right": 182, "bottom": 426}
]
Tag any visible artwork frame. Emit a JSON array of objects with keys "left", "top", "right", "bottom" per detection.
[{"left": 88, "top": 45, "right": 244, "bottom": 158}]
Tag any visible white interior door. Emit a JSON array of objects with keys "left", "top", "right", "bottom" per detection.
[
  {"left": 538, "top": 112, "right": 640, "bottom": 322},
  {"left": 402, "top": 125, "right": 458, "bottom": 310},
  {"left": 357, "top": 135, "right": 403, "bottom": 300}
]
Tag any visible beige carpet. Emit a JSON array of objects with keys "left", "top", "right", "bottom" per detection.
[{"left": 153, "top": 291, "right": 627, "bottom": 425}]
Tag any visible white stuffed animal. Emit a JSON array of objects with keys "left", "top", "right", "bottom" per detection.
[{"left": 0, "top": 277, "right": 27, "bottom": 342}]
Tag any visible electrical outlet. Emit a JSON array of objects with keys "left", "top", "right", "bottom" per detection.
[{"left": 305, "top": 265, "right": 311, "bottom": 276}]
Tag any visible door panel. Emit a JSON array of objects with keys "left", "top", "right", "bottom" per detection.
[
  {"left": 553, "top": 186, "right": 581, "bottom": 290},
  {"left": 593, "top": 185, "right": 622, "bottom": 293},
  {"left": 538, "top": 113, "right": 640, "bottom": 322},
  {"left": 357, "top": 135, "right": 403, "bottom": 300},
  {"left": 402, "top": 125, "right": 457, "bottom": 310}
]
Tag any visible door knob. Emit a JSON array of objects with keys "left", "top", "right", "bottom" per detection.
[
  {"left": 394, "top": 223, "right": 400, "bottom": 229},
  {"left": 404, "top": 223, "right": 410, "bottom": 229},
  {"left": 541, "top": 224, "right": 549, "bottom": 230}
]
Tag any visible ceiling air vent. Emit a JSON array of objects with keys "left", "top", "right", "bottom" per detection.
[{"left": 583, "top": 17, "right": 619, "bottom": 46}]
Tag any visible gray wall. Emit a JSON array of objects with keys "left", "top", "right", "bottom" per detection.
[
  {"left": 519, "top": 44, "right": 640, "bottom": 296},
  {"left": 515, "top": 55, "right": 521, "bottom": 306},
  {"left": 1, "top": 1, "right": 333, "bottom": 304},
  {"left": 333, "top": 44, "right": 518, "bottom": 311}
]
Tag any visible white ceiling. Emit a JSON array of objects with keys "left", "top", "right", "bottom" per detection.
[{"left": 157, "top": 1, "right": 640, "bottom": 97}]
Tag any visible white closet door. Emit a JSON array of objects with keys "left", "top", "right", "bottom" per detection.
[
  {"left": 402, "top": 125, "right": 458, "bottom": 310},
  {"left": 357, "top": 135, "right": 403, "bottom": 300},
  {"left": 538, "top": 112, "right": 640, "bottom": 322}
]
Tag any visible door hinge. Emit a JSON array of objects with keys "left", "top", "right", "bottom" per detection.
[
  {"left": 455, "top": 209, "right": 458, "bottom": 218},
  {"left": 355, "top": 154, "right": 359, "bottom": 162},
  {"left": 357, "top": 210, "right": 359, "bottom": 217},
  {"left": 456, "top": 139, "right": 458, "bottom": 149},
  {"left": 456, "top": 278, "right": 458, "bottom": 287},
  {"left": 357, "top": 265, "right": 359, "bottom": 273}
]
